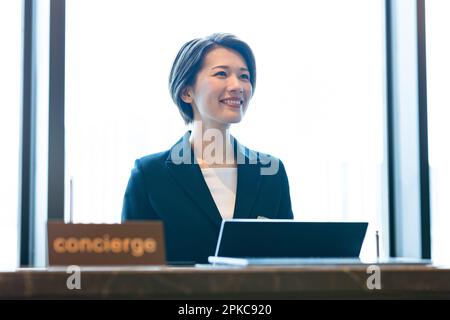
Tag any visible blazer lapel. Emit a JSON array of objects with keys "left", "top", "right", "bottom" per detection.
[
  {"left": 165, "top": 132, "right": 222, "bottom": 228},
  {"left": 232, "top": 139, "right": 262, "bottom": 219}
]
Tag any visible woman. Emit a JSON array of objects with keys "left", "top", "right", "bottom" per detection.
[{"left": 122, "top": 33, "right": 293, "bottom": 264}]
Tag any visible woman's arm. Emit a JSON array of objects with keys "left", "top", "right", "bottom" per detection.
[
  {"left": 277, "top": 161, "right": 294, "bottom": 219},
  {"left": 121, "top": 159, "right": 158, "bottom": 221}
]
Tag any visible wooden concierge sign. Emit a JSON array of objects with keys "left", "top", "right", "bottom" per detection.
[{"left": 47, "top": 221, "right": 166, "bottom": 266}]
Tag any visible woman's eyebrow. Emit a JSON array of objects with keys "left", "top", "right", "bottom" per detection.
[{"left": 211, "top": 65, "right": 249, "bottom": 72}]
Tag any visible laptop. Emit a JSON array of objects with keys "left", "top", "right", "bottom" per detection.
[{"left": 208, "top": 219, "right": 368, "bottom": 266}]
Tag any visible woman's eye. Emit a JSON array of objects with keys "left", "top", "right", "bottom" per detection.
[
  {"left": 214, "top": 71, "right": 227, "bottom": 77},
  {"left": 241, "top": 74, "right": 250, "bottom": 80}
]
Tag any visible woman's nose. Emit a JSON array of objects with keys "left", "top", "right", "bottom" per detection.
[{"left": 227, "top": 74, "right": 244, "bottom": 93}]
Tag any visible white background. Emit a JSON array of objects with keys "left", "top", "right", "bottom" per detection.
[{"left": 65, "top": 0, "right": 386, "bottom": 260}]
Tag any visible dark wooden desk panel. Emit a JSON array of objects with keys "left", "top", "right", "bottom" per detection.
[{"left": 1, "top": 265, "right": 449, "bottom": 299}]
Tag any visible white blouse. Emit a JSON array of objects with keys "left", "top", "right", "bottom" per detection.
[{"left": 200, "top": 167, "right": 237, "bottom": 220}]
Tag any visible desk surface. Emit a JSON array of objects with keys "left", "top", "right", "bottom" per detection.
[{"left": 1, "top": 264, "right": 449, "bottom": 299}]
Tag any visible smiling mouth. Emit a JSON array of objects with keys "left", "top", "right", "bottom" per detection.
[{"left": 220, "top": 99, "right": 243, "bottom": 108}]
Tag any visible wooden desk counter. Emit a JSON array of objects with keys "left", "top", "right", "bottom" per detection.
[{"left": 1, "top": 264, "right": 449, "bottom": 299}]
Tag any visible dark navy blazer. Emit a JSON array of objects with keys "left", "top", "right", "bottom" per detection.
[{"left": 121, "top": 131, "right": 293, "bottom": 264}]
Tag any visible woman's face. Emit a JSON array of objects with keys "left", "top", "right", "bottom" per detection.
[{"left": 182, "top": 47, "right": 253, "bottom": 129}]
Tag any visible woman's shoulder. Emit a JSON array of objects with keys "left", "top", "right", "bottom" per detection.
[
  {"left": 134, "top": 149, "right": 171, "bottom": 170},
  {"left": 237, "top": 144, "right": 288, "bottom": 177},
  {"left": 238, "top": 144, "right": 283, "bottom": 164}
]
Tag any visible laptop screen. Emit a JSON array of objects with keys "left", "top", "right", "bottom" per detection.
[{"left": 214, "top": 219, "right": 368, "bottom": 258}]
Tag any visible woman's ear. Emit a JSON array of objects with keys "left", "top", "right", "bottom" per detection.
[{"left": 181, "top": 87, "right": 193, "bottom": 104}]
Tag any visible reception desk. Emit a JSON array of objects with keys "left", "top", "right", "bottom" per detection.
[{"left": 1, "top": 264, "right": 450, "bottom": 299}]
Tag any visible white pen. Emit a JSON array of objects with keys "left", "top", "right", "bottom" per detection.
[{"left": 69, "top": 177, "right": 74, "bottom": 224}]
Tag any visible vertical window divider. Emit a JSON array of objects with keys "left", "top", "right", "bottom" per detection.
[
  {"left": 385, "top": 0, "right": 431, "bottom": 259},
  {"left": 416, "top": 0, "right": 431, "bottom": 259},
  {"left": 48, "top": 0, "right": 65, "bottom": 221},
  {"left": 20, "top": 0, "right": 37, "bottom": 267}
]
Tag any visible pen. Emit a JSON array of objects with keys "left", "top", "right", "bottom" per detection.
[{"left": 69, "top": 177, "right": 74, "bottom": 224}]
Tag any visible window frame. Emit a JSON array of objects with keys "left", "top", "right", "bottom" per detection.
[{"left": 20, "top": 0, "right": 432, "bottom": 265}]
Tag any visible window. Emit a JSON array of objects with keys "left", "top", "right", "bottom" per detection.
[
  {"left": 0, "top": 1, "right": 22, "bottom": 269},
  {"left": 426, "top": 0, "right": 450, "bottom": 264},
  {"left": 65, "top": 0, "right": 386, "bottom": 259},
  {"left": 34, "top": 0, "right": 51, "bottom": 267}
]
